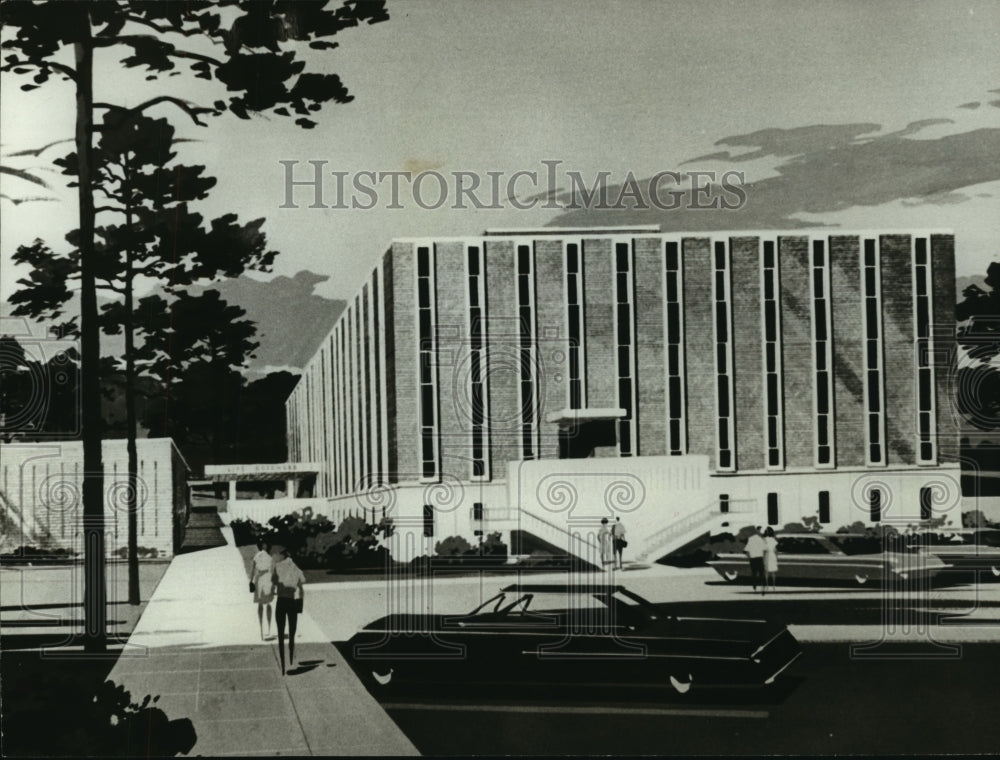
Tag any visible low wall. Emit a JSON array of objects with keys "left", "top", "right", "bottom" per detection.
[{"left": 0, "top": 438, "right": 189, "bottom": 557}]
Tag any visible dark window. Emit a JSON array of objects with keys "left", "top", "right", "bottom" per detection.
[
  {"left": 818, "top": 491, "right": 830, "bottom": 523},
  {"left": 869, "top": 489, "right": 882, "bottom": 523},
  {"left": 767, "top": 493, "right": 779, "bottom": 526},
  {"left": 473, "top": 502, "right": 484, "bottom": 521},
  {"left": 920, "top": 486, "right": 933, "bottom": 521},
  {"left": 422, "top": 504, "right": 434, "bottom": 537},
  {"left": 720, "top": 493, "right": 730, "bottom": 514}
]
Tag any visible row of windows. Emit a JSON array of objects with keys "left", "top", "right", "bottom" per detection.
[
  {"left": 713, "top": 241, "right": 735, "bottom": 471},
  {"left": 725, "top": 486, "right": 940, "bottom": 527},
  {"left": 862, "top": 239, "right": 886, "bottom": 466},
  {"left": 417, "top": 246, "right": 440, "bottom": 480},
  {"left": 289, "top": 235, "right": 944, "bottom": 483},
  {"left": 517, "top": 244, "right": 538, "bottom": 460},
  {"left": 614, "top": 242, "right": 637, "bottom": 457},
  {"left": 665, "top": 242, "right": 686, "bottom": 456},
  {"left": 466, "top": 245, "right": 490, "bottom": 479},
  {"left": 811, "top": 240, "right": 834, "bottom": 467},
  {"left": 914, "top": 238, "right": 936, "bottom": 464},
  {"left": 761, "top": 240, "right": 783, "bottom": 469},
  {"left": 565, "top": 242, "right": 586, "bottom": 410}
]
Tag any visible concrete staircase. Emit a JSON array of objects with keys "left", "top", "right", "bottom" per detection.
[
  {"left": 177, "top": 505, "right": 227, "bottom": 554},
  {"left": 635, "top": 499, "right": 757, "bottom": 563}
]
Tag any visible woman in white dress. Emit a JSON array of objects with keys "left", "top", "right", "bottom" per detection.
[
  {"left": 598, "top": 518, "right": 614, "bottom": 570},
  {"left": 249, "top": 539, "right": 275, "bottom": 640},
  {"left": 763, "top": 527, "right": 779, "bottom": 592}
]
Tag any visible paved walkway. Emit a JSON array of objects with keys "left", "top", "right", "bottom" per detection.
[{"left": 105, "top": 528, "right": 418, "bottom": 757}]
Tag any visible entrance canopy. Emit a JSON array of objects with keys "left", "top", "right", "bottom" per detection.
[
  {"left": 203, "top": 462, "right": 320, "bottom": 483},
  {"left": 544, "top": 408, "right": 626, "bottom": 427}
]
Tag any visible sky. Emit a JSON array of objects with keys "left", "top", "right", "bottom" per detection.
[{"left": 2, "top": 0, "right": 999, "bottom": 318}]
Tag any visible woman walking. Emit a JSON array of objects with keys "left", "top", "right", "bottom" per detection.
[
  {"left": 249, "top": 539, "right": 274, "bottom": 640},
  {"left": 763, "top": 527, "right": 779, "bottom": 592},
  {"left": 598, "top": 518, "right": 614, "bottom": 571},
  {"left": 271, "top": 545, "right": 306, "bottom": 675}
]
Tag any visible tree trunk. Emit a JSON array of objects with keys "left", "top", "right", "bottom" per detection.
[
  {"left": 125, "top": 204, "right": 140, "bottom": 605},
  {"left": 75, "top": 18, "right": 107, "bottom": 652}
]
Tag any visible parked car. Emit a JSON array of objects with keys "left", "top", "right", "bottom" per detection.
[
  {"left": 342, "top": 583, "right": 802, "bottom": 695},
  {"left": 906, "top": 528, "right": 1000, "bottom": 580},
  {"left": 707, "top": 533, "right": 949, "bottom": 587}
]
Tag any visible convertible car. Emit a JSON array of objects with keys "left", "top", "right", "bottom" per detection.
[
  {"left": 342, "top": 583, "right": 801, "bottom": 695},
  {"left": 707, "top": 533, "right": 949, "bottom": 587}
]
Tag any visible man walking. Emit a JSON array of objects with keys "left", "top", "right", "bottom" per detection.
[
  {"left": 612, "top": 516, "right": 627, "bottom": 570},
  {"left": 744, "top": 526, "right": 767, "bottom": 595}
]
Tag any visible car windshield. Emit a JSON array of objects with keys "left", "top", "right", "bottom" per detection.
[{"left": 467, "top": 586, "right": 657, "bottom": 627}]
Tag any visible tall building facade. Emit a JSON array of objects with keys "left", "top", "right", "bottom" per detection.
[{"left": 286, "top": 229, "right": 959, "bottom": 559}]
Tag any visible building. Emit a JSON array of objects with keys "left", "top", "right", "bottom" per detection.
[
  {"left": 285, "top": 228, "right": 960, "bottom": 562},
  {"left": 1, "top": 438, "right": 191, "bottom": 558}
]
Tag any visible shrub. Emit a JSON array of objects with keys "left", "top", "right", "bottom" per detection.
[
  {"left": 962, "top": 510, "right": 998, "bottom": 528},
  {"left": 0, "top": 545, "right": 78, "bottom": 563},
  {"left": 435, "top": 535, "right": 473, "bottom": 557},
  {"left": 482, "top": 531, "right": 508, "bottom": 557},
  {"left": 113, "top": 546, "right": 160, "bottom": 560},
  {"left": 229, "top": 518, "right": 268, "bottom": 546}
]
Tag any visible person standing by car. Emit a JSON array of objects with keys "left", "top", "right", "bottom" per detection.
[
  {"left": 598, "top": 518, "right": 614, "bottom": 571},
  {"left": 249, "top": 539, "right": 275, "bottom": 641},
  {"left": 272, "top": 545, "right": 306, "bottom": 675},
  {"left": 612, "top": 516, "right": 627, "bottom": 570},
  {"left": 744, "top": 526, "right": 767, "bottom": 594},
  {"left": 763, "top": 527, "right": 779, "bottom": 592}
]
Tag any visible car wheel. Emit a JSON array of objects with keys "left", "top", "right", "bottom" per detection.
[
  {"left": 855, "top": 573, "right": 869, "bottom": 585},
  {"left": 669, "top": 674, "right": 694, "bottom": 694},
  {"left": 722, "top": 570, "right": 739, "bottom": 582}
]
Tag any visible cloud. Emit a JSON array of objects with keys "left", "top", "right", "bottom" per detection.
[
  {"left": 958, "top": 102, "right": 981, "bottom": 110},
  {"left": 549, "top": 116, "right": 1000, "bottom": 232}
]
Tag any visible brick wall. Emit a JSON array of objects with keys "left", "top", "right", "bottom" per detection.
[
  {"left": 389, "top": 242, "right": 419, "bottom": 480},
  {"left": 778, "top": 236, "right": 814, "bottom": 469},
  {"left": 533, "top": 238, "right": 568, "bottom": 460},
  {"left": 828, "top": 235, "right": 866, "bottom": 468},
  {"left": 731, "top": 236, "right": 764, "bottom": 470},
  {"left": 484, "top": 238, "right": 520, "bottom": 475},
  {"left": 931, "top": 234, "right": 959, "bottom": 463},
  {"left": 434, "top": 240, "right": 471, "bottom": 482},
  {"left": 681, "top": 237, "right": 715, "bottom": 467},
  {"left": 880, "top": 234, "right": 917, "bottom": 464},
  {"left": 634, "top": 236, "right": 666, "bottom": 457}
]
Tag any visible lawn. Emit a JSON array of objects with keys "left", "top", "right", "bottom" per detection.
[{"left": 0, "top": 561, "right": 170, "bottom": 756}]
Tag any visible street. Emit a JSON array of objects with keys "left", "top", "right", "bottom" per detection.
[{"left": 308, "top": 565, "right": 1000, "bottom": 755}]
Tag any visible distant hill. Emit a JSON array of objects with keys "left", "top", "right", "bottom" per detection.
[
  {"left": 1, "top": 270, "right": 344, "bottom": 377},
  {"left": 178, "top": 271, "right": 345, "bottom": 375}
]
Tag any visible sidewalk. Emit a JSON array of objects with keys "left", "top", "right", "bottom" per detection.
[{"left": 106, "top": 528, "right": 418, "bottom": 757}]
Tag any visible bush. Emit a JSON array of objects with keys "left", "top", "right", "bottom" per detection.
[
  {"left": 235, "top": 512, "right": 393, "bottom": 570},
  {"left": 962, "top": 510, "right": 999, "bottom": 528},
  {"left": 113, "top": 546, "right": 159, "bottom": 560},
  {"left": 229, "top": 518, "right": 267, "bottom": 547},
  {"left": 482, "top": 531, "right": 508, "bottom": 558},
  {"left": 435, "top": 535, "right": 473, "bottom": 557},
  {"left": 0, "top": 545, "right": 78, "bottom": 564}
]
